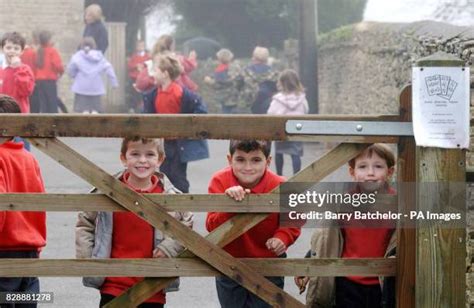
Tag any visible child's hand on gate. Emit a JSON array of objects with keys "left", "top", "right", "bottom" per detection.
[
  {"left": 153, "top": 248, "right": 168, "bottom": 258},
  {"left": 225, "top": 186, "right": 250, "bottom": 202},
  {"left": 266, "top": 237, "right": 286, "bottom": 256},
  {"left": 294, "top": 276, "right": 309, "bottom": 294}
]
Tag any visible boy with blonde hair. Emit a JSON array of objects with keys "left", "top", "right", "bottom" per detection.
[
  {"left": 204, "top": 48, "right": 240, "bottom": 113},
  {"left": 239, "top": 46, "right": 278, "bottom": 114},
  {"left": 252, "top": 46, "right": 270, "bottom": 63},
  {"left": 76, "top": 136, "right": 193, "bottom": 307}
]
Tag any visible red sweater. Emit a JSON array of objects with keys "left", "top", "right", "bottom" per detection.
[
  {"left": 127, "top": 52, "right": 150, "bottom": 80},
  {"left": 206, "top": 167, "right": 301, "bottom": 258},
  {"left": 0, "top": 64, "right": 35, "bottom": 113},
  {"left": 101, "top": 172, "right": 166, "bottom": 304},
  {"left": 154, "top": 81, "right": 183, "bottom": 114},
  {"left": 342, "top": 187, "right": 396, "bottom": 285},
  {"left": 35, "top": 45, "right": 64, "bottom": 81},
  {"left": 20, "top": 47, "right": 37, "bottom": 72},
  {"left": 134, "top": 55, "right": 198, "bottom": 93},
  {"left": 0, "top": 141, "right": 46, "bottom": 251}
]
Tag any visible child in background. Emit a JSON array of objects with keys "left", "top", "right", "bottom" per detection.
[
  {"left": 0, "top": 94, "right": 47, "bottom": 304},
  {"left": 135, "top": 34, "right": 198, "bottom": 94},
  {"left": 206, "top": 140, "right": 301, "bottom": 308},
  {"left": 127, "top": 40, "right": 150, "bottom": 81},
  {"left": 20, "top": 31, "right": 41, "bottom": 113},
  {"left": 239, "top": 46, "right": 278, "bottom": 114},
  {"left": 296, "top": 144, "right": 397, "bottom": 308},
  {"left": 68, "top": 37, "right": 118, "bottom": 114},
  {"left": 0, "top": 32, "right": 35, "bottom": 113},
  {"left": 76, "top": 136, "right": 193, "bottom": 307},
  {"left": 267, "top": 69, "right": 309, "bottom": 175},
  {"left": 127, "top": 40, "right": 150, "bottom": 112},
  {"left": 204, "top": 48, "right": 240, "bottom": 114},
  {"left": 35, "top": 30, "right": 64, "bottom": 113},
  {"left": 142, "top": 53, "right": 209, "bottom": 193}
]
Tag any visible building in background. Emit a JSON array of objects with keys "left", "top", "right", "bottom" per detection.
[
  {"left": 0, "top": 0, "right": 84, "bottom": 110},
  {"left": 0, "top": 0, "right": 127, "bottom": 112}
]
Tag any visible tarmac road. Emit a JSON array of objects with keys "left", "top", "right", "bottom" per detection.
[{"left": 33, "top": 138, "right": 349, "bottom": 307}]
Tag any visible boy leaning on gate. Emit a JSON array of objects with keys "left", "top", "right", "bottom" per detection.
[
  {"left": 296, "top": 144, "right": 397, "bottom": 308},
  {"left": 206, "top": 139, "right": 301, "bottom": 308},
  {"left": 76, "top": 136, "right": 193, "bottom": 307}
]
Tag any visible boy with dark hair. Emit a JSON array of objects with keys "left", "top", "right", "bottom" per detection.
[
  {"left": 0, "top": 32, "right": 35, "bottom": 113},
  {"left": 0, "top": 94, "right": 47, "bottom": 305},
  {"left": 76, "top": 136, "right": 193, "bottom": 307},
  {"left": 206, "top": 139, "right": 301, "bottom": 308},
  {"left": 142, "top": 53, "right": 209, "bottom": 193}
]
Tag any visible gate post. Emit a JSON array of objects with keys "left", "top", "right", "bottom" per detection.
[{"left": 413, "top": 52, "right": 467, "bottom": 307}]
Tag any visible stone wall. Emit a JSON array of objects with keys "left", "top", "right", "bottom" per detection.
[
  {"left": 317, "top": 21, "right": 474, "bottom": 115},
  {"left": 0, "top": 0, "right": 84, "bottom": 109}
]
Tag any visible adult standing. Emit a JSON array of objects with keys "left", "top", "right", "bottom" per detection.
[{"left": 83, "top": 4, "right": 108, "bottom": 54}]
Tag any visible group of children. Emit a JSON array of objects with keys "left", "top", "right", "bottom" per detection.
[
  {"left": 1, "top": 14, "right": 396, "bottom": 308},
  {"left": 0, "top": 4, "right": 118, "bottom": 116},
  {"left": 0, "top": 32, "right": 117, "bottom": 116},
  {"left": 0, "top": 88, "right": 397, "bottom": 308}
]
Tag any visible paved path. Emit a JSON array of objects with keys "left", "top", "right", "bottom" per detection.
[{"left": 34, "top": 138, "right": 349, "bottom": 307}]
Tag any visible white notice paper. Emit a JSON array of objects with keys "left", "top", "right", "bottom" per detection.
[{"left": 412, "top": 66, "right": 470, "bottom": 149}]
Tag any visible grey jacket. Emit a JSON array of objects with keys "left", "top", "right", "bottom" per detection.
[
  {"left": 306, "top": 227, "right": 396, "bottom": 308},
  {"left": 75, "top": 171, "right": 194, "bottom": 289}
]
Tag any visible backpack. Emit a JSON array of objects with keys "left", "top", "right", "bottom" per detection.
[
  {"left": 239, "top": 64, "right": 278, "bottom": 114},
  {"left": 250, "top": 79, "right": 277, "bottom": 114}
]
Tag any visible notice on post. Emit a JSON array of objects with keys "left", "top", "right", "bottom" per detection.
[{"left": 412, "top": 66, "right": 470, "bottom": 149}]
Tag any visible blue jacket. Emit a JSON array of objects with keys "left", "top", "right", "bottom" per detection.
[{"left": 142, "top": 86, "right": 209, "bottom": 163}]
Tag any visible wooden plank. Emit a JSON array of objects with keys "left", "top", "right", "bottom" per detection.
[
  {"left": 0, "top": 193, "right": 397, "bottom": 212},
  {"left": 29, "top": 138, "right": 304, "bottom": 308},
  {"left": 110, "top": 213, "right": 274, "bottom": 307},
  {"left": 396, "top": 85, "right": 416, "bottom": 308},
  {"left": 107, "top": 143, "right": 371, "bottom": 307},
  {"left": 0, "top": 114, "right": 399, "bottom": 139},
  {"left": 416, "top": 147, "right": 466, "bottom": 308},
  {"left": 0, "top": 258, "right": 396, "bottom": 277},
  {"left": 414, "top": 53, "right": 466, "bottom": 308}
]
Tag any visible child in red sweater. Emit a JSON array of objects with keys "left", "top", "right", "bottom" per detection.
[
  {"left": 206, "top": 140, "right": 301, "bottom": 308},
  {"left": 76, "top": 136, "right": 193, "bottom": 307},
  {"left": 0, "top": 32, "right": 35, "bottom": 113},
  {"left": 127, "top": 40, "right": 150, "bottom": 112},
  {"left": 296, "top": 144, "right": 396, "bottom": 308},
  {"left": 35, "top": 30, "right": 64, "bottom": 113},
  {"left": 0, "top": 94, "right": 47, "bottom": 301}
]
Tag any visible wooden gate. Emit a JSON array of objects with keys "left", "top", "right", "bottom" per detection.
[{"left": 0, "top": 85, "right": 467, "bottom": 307}]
